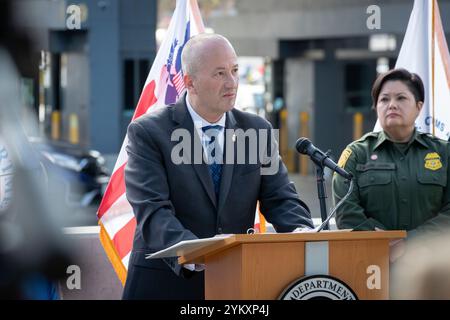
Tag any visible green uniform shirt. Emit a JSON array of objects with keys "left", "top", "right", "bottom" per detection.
[{"left": 332, "top": 129, "right": 450, "bottom": 236}]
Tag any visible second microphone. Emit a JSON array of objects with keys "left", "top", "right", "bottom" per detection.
[{"left": 295, "top": 137, "right": 353, "bottom": 180}]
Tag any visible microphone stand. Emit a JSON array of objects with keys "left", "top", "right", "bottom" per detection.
[
  {"left": 314, "top": 164, "right": 329, "bottom": 230},
  {"left": 309, "top": 150, "right": 334, "bottom": 230}
]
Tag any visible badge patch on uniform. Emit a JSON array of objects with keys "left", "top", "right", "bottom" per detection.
[
  {"left": 424, "top": 152, "right": 442, "bottom": 171},
  {"left": 337, "top": 148, "right": 352, "bottom": 169}
]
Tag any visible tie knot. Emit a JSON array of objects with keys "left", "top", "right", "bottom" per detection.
[
  {"left": 202, "top": 125, "right": 222, "bottom": 133},
  {"left": 202, "top": 125, "right": 223, "bottom": 138}
]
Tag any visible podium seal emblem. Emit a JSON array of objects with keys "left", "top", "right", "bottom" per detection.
[{"left": 279, "top": 275, "right": 358, "bottom": 300}]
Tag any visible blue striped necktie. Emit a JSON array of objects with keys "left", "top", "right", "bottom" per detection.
[{"left": 202, "top": 125, "right": 223, "bottom": 200}]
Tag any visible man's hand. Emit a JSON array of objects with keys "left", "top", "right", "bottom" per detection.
[
  {"left": 183, "top": 263, "right": 205, "bottom": 272},
  {"left": 292, "top": 226, "right": 314, "bottom": 233}
]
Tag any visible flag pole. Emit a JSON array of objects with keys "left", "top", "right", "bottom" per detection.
[
  {"left": 431, "top": 0, "right": 436, "bottom": 136},
  {"left": 190, "top": 0, "right": 205, "bottom": 32}
]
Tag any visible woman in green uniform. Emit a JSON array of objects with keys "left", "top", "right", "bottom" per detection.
[{"left": 332, "top": 69, "right": 450, "bottom": 251}]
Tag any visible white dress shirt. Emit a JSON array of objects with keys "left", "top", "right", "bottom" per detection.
[{"left": 186, "top": 94, "right": 226, "bottom": 158}]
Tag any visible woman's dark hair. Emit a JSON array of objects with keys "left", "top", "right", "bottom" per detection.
[{"left": 371, "top": 68, "right": 425, "bottom": 109}]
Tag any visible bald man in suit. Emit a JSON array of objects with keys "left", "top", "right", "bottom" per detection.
[{"left": 123, "top": 33, "right": 313, "bottom": 299}]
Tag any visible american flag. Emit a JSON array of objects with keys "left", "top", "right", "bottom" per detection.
[
  {"left": 173, "top": 69, "right": 185, "bottom": 94},
  {"left": 97, "top": 0, "right": 205, "bottom": 285}
]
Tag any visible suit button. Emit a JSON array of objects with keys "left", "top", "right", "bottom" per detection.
[{"left": 218, "top": 227, "right": 223, "bottom": 234}]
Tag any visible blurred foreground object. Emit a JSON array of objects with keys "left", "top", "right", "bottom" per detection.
[
  {"left": 391, "top": 232, "right": 450, "bottom": 299},
  {"left": 0, "top": 49, "right": 72, "bottom": 299},
  {"left": 0, "top": 0, "right": 72, "bottom": 297}
]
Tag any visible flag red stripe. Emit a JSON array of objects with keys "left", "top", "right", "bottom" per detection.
[
  {"left": 132, "top": 80, "right": 158, "bottom": 121},
  {"left": 113, "top": 217, "right": 137, "bottom": 259},
  {"left": 173, "top": 72, "right": 185, "bottom": 93},
  {"left": 175, "top": 80, "right": 184, "bottom": 87},
  {"left": 175, "top": 84, "right": 185, "bottom": 93},
  {"left": 173, "top": 72, "right": 183, "bottom": 82},
  {"left": 97, "top": 164, "right": 126, "bottom": 219}
]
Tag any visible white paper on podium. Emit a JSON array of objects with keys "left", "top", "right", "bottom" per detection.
[{"left": 145, "top": 234, "right": 234, "bottom": 259}]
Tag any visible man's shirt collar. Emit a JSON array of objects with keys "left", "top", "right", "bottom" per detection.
[{"left": 186, "top": 94, "right": 226, "bottom": 130}]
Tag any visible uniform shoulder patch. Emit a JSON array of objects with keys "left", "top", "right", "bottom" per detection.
[{"left": 337, "top": 147, "right": 353, "bottom": 169}]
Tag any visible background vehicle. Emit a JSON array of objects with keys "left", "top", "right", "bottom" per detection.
[{"left": 29, "top": 137, "right": 110, "bottom": 226}]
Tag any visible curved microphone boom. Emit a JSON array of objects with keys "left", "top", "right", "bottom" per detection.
[{"left": 295, "top": 138, "right": 353, "bottom": 180}]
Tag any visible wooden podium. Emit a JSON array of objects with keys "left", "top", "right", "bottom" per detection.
[{"left": 179, "top": 231, "right": 405, "bottom": 300}]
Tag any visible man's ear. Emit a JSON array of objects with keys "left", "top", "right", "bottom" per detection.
[{"left": 184, "top": 74, "right": 195, "bottom": 93}]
